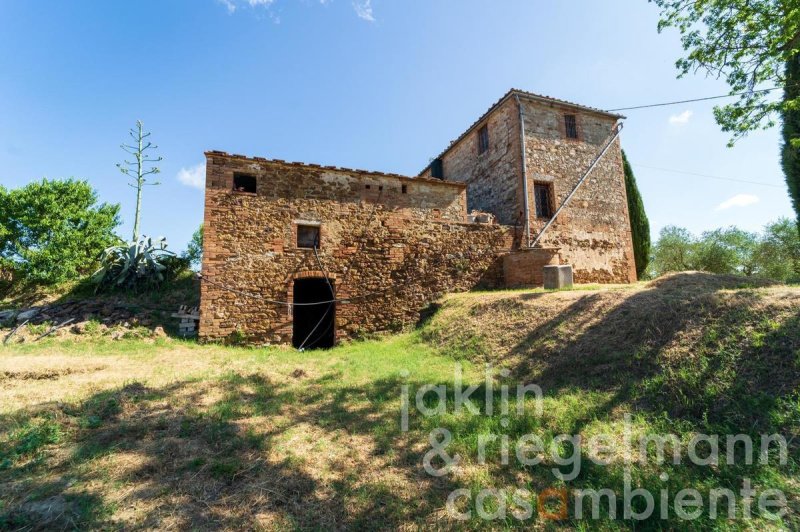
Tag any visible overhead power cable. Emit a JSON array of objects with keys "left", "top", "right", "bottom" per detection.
[
  {"left": 632, "top": 163, "right": 784, "bottom": 188},
  {"left": 198, "top": 186, "right": 391, "bottom": 313},
  {"left": 606, "top": 87, "right": 781, "bottom": 112},
  {"left": 198, "top": 273, "right": 355, "bottom": 306}
]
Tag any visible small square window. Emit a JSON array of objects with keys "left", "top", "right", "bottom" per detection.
[
  {"left": 401, "top": 184, "right": 408, "bottom": 194},
  {"left": 233, "top": 173, "right": 257, "bottom": 193},
  {"left": 477, "top": 125, "right": 489, "bottom": 154},
  {"left": 564, "top": 114, "right": 578, "bottom": 140},
  {"left": 534, "top": 184, "right": 554, "bottom": 219},
  {"left": 297, "top": 225, "right": 320, "bottom": 249}
]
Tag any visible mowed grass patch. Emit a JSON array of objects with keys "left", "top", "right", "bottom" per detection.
[{"left": 0, "top": 333, "right": 483, "bottom": 529}]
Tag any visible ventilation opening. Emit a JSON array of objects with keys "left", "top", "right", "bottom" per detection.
[
  {"left": 233, "top": 173, "right": 257, "bottom": 193},
  {"left": 292, "top": 278, "right": 335, "bottom": 349}
]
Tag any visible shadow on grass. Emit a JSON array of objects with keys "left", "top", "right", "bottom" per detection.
[
  {"left": 2, "top": 272, "right": 798, "bottom": 529},
  {"left": 416, "top": 272, "right": 800, "bottom": 527},
  {"left": 491, "top": 273, "right": 797, "bottom": 433},
  {"left": 0, "top": 370, "right": 469, "bottom": 529}
]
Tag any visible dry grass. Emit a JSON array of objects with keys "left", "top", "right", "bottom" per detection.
[
  {"left": 0, "top": 336, "right": 471, "bottom": 529},
  {"left": 423, "top": 272, "right": 798, "bottom": 398}
]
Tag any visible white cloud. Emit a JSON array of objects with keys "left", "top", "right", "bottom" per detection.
[
  {"left": 218, "top": 0, "right": 371, "bottom": 21},
  {"left": 219, "top": 0, "right": 237, "bottom": 13},
  {"left": 668, "top": 110, "right": 693, "bottom": 125},
  {"left": 353, "top": 0, "right": 374, "bottom": 21},
  {"left": 177, "top": 163, "right": 206, "bottom": 190},
  {"left": 218, "top": 0, "right": 275, "bottom": 13},
  {"left": 217, "top": 0, "right": 368, "bottom": 20},
  {"left": 715, "top": 193, "right": 760, "bottom": 211}
]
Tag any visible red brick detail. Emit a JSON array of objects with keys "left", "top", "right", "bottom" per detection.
[{"left": 503, "top": 248, "right": 561, "bottom": 287}]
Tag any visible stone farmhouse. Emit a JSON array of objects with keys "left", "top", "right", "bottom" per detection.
[{"left": 199, "top": 89, "right": 637, "bottom": 347}]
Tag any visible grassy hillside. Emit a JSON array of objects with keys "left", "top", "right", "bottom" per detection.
[
  {"left": 0, "top": 273, "right": 798, "bottom": 529},
  {"left": 421, "top": 273, "right": 799, "bottom": 526},
  {"left": 422, "top": 272, "right": 799, "bottom": 430}
]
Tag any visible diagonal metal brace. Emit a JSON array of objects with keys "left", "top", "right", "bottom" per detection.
[{"left": 529, "top": 122, "right": 625, "bottom": 249}]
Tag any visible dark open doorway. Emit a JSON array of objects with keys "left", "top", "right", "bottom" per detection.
[{"left": 292, "top": 278, "right": 335, "bottom": 349}]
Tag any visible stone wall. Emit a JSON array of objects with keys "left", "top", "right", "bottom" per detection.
[
  {"left": 519, "top": 99, "right": 637, "bottom": 284},
  {"left": 200, "top": 153, "right": 517, "bottom": 344},
  {"left": 421, "top": 97, "right": 523, "bottom": 225},
  {"left": 421, "top": 92, "right": 637, "bottom": 285}
]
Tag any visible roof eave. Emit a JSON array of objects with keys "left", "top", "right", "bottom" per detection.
[
  {"left": 204, "top": 151, "right": 468, "bottom": 188},
  {"left": 418, "top": 89, "right": 625, "bottom": 175}
]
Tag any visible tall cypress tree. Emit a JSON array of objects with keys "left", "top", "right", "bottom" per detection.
[
  {"left": 622, "top": 150, "right": 651, "bottom": 279},
  {"left": 781, "top": 53, "right": 800, "bottom": 233}
]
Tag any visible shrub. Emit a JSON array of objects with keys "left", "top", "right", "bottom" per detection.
[
  {"left": 694, "top": 227, "right": 758, "bottom": 275},
  {"left": 648, "top": 226, "right": 695, "bottom": 276},
  {"left": 160, "top": 255, "right": 191, "bottom": 280}
]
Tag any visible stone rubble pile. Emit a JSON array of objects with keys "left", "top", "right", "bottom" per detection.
[{"left": 0, "top": 299, "right": 172, "bottom": 342}]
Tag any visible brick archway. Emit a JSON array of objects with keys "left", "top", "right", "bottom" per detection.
[
  {"left": 288, "top": 270, "right": 338, "bottom": 282},
  {"left": 285, "top": 271, "right": 337, "bottom": 316}
]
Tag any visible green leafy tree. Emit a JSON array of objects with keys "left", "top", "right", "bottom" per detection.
[
  {"left": 652, "top": 0, "right": 800, "bottom": 224},
  {"left": 753, "top": 217, "right": 800, "bottom": 280},
  {"left": 622, "top": 151, "right": 651, "bottom": 278},
  {"left": 117, "top": 120, "right": 162, "bottom": 242},
  {"left": 694, "top": 227, "right": 759, "bottom": 275},
  {"left": 649, "top": 220, "right": 798, "bottom": 281},
  {"left": 652, "top": 0, "right": 800, "bottom": 142},
  {"left": 782, "top": 53, "right": 800, "bottom": 230},
  {"left": 649, "top": 225, "right": 696, "bottom": 276},
  {"left": 0, "top": 179, "right": 121, "bottom": 284},
  {"left": 183, "top": 224, "right": 204, "bottom": 269}
]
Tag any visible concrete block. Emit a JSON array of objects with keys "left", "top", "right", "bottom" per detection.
[{"left": 543, "top": 265, "right": 573, "bottom": 290}]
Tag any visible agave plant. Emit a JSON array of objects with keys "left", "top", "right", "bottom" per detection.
[{"left": 92, "top": 236, "right": 177, "bottom": 292}]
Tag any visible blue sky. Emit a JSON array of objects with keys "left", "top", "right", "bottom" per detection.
[{"left": 0, "top": 0, "right": 793, "bottom": 251}]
